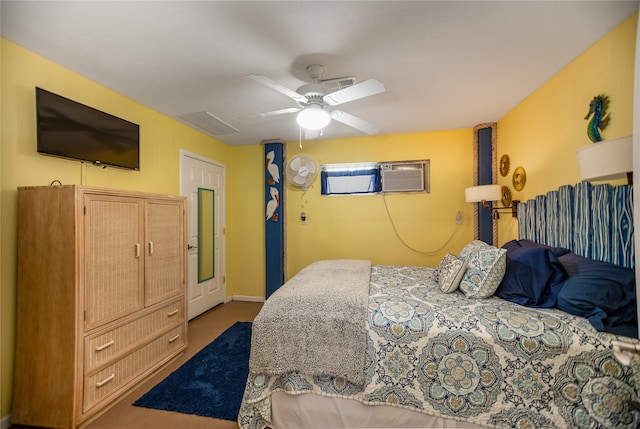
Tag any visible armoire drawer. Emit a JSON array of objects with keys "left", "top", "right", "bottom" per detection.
[
  {"left": 85, "top": 297, "right": 184, "bottom": 371},
  {"left": 83, "top": 324, "right": 185, "bottom": 412}
]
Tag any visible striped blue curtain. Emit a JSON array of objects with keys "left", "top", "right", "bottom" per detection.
[
  {"left": 525, "top": 202, "right": 535, "bottom": 241},
  {"left": 612, "top": 185, "right": 635, "bottom": 268},
  {"left": 518, "top": 183, "right": 634, "bottom": 269},
  {"left": 517, "top": 203, "right": 527, "bottom": 239},
  {"left": 535, "top": 195, "right": 547, "bottom": 244},
  {"left": 591, "top": 185, "right": 612, "bottom": 263},
  {"left": 545, "top": 191, "right": 559, "bottom": 247},
  {"left": 557, "top": 185, "right": 574, "bottom": 250},
  {"left": 573, "top": 182, "right": 592, "bottom": 259}
]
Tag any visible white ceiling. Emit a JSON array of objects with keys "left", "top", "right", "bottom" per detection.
[{"left": 2, "top": 1, "right": 638, "bottom": 146}]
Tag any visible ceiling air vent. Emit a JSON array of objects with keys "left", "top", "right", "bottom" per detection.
[
  {"left": 178, "top": 111, "right": 239, "bottom": 135},
  {"left": 321, "top": 76, "right": 357, "bottom": 91}
]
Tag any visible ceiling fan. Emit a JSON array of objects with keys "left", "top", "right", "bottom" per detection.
[{"left": 247, "top": 64, "right": 385, "bottom": 135}]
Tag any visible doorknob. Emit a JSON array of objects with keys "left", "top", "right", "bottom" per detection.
[{"left": 187, "top": 244, "right": 198, "bottom": 250}]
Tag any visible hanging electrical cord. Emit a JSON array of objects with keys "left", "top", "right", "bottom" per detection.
[
  {"left": 298, "top": 126, "right": 325, "bottom": 148},
  {"left": 382, "top": 192, "right": 463, "bottom": 256}
]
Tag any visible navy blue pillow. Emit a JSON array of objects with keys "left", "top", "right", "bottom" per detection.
[
  {"left": 503, "top": 239, "right": 570, "bottom": 257},
  {"left": 495, "top": 244, "right": 567, "bottom": 308},
  {"left": 556, "top": 252, "right": 637, "bottom": 337}
]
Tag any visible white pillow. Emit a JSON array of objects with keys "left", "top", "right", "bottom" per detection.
[
  {"left": 459, "top": 241, "right": 507, "bottom": 298},
  {"left": 437, "top": 253, "right": 468, "bottom": 293}
]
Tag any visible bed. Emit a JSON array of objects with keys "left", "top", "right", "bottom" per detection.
[{"left": 238, "top": 182, "right": 639, "bottom": 429}]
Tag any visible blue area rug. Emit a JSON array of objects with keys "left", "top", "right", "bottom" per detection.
[{"left": 134, "top": 321, "right": 252, "bottom": 421}]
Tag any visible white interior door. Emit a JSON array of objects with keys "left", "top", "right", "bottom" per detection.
[{"left": 180, "top": 151, "right": 226, "bottom": 320}]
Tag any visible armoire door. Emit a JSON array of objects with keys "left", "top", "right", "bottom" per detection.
[
  {"left": 145, "top": 199, "right": 186, "bottom": 306},
  {"left": 83, "top": 194, "right": 145, "bottom": 330}
]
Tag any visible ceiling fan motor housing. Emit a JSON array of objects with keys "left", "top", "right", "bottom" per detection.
[
  {"left": 296, "top": 84, "right": 327, "bottom": 103},
  {"left": 306, "top": 64, "right": 325, "bottom": 81}
]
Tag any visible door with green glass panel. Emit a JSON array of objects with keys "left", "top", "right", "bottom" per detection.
[{"left": 180, "top": 152, "right": 226, "bottom": 320}]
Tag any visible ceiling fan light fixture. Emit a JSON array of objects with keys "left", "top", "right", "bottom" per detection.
[{"left": 296, "top": 104, "right": 331, "bottom": 130}]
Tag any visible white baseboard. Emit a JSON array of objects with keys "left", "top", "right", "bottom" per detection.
[
  {"left": 1, "top": 414, "right": 11, "bottom": 429},
  {"left": 230, "top": 295, "right": 265, "bottom": 303}
]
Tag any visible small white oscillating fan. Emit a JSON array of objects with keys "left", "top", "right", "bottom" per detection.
[{"left": 285, "top": 154, "right": 318, "bottom": 190}]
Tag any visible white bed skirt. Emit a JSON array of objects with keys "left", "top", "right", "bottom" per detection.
[{"left": 270, "top": 392, "right": 491, "bottom": 429}]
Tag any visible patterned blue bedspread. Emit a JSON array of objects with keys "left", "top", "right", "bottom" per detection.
[{"left": 239, "top": 265, "right": 640, "bottom": 429}]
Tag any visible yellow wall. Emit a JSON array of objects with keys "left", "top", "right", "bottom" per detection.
[
  {"left": 284, "top": 130, "right": 475, "bottom": 278},
  {"left": 227, "top": 144, "right": 266, "bottom": 297},
  {"left": 0, "top": 39, "right": 236, "bottom": 418},
  {"left": 496, "top": 13, "right": 637, "bottom": 245}
]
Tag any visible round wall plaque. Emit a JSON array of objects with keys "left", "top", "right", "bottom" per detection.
[
  {"left": 513, "top": 166, "right": 526, "bottom": 191},
  {"left": 499, "top": 154, "right": 510, "bottom": 177},
  {"left": 501, "top": 185, "right": 512, "bottom": 207}
]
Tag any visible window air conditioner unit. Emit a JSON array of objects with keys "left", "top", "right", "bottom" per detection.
[{"left": 381, "top": 160, "right": 430, "bottom": 193}]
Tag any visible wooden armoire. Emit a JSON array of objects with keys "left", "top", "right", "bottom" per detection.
[{"left": 12, "top": 185, "right": 188, "bottom": 428}]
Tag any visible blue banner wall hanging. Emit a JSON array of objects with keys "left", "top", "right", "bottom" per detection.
[{"left": 264, "top": 140, "right": 285, "bottom": 298}]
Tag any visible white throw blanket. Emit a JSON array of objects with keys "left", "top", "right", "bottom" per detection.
[{"left": 249, "top": 259, "right": 371, "bottom": 386}]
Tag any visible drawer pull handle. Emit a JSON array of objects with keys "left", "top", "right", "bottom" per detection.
[
  {"left": 148, "top": 241, "right": 154, "bottom": 255},
  {"left": 167, "top": 309, "right": 179, "bottom": 317},
  {"left": 134, "top": 243, "right": 140, "bottom": 258},
  {"left": 95, "top": 340, "right": 115, "bottom": 351},
  {"left": 168, "top": 334, "right": 180, "bottom": 343},
  {"left": 96, "top": 373, "right": 115, "bottom": 387}
]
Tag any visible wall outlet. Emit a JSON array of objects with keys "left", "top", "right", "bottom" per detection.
[{"left": 455, "top": 210, "right": 463, "bottom": 224}]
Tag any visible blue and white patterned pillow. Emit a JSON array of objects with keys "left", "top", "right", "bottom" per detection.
[
  {"left": 460, "top": 240, "right": 490, "bottom": 259},
  {"left": 459, "top": 241, "right": 507, "bottom": 298},
  {"left": 437, "top": 253, "right": 467, "bottom": 293}
]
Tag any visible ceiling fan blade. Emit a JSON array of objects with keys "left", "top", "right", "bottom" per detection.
[
  {"left": 247, "top": 74, "right": 308, "bottom": 104},
  {"left": 242, "top": 107, "right": 300, "bottom": 119},
  {"left": 323, "top": 79, "right": 386, "bottom": 106},
  {"left": 330, "top": 110, "right": 380, "bottom": 135}
]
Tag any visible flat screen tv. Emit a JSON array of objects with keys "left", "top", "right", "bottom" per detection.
[{"left": 36, "top": 87, "right": 140, "bottom": 170}]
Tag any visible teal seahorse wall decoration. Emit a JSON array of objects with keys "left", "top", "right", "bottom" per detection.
[{"left": 584, "top": 94, "right": 610, "bottom": 142}]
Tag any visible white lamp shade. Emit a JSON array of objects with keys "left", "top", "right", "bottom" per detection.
[
  {"left": 296, "top": 105, "right": 331, "bottom": 130},
  {"left": 465, "top": 185, "right": 501, "bottom": 203},
  {"left": 577, "top": 135, "right": 632, "bottom": 181}
]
